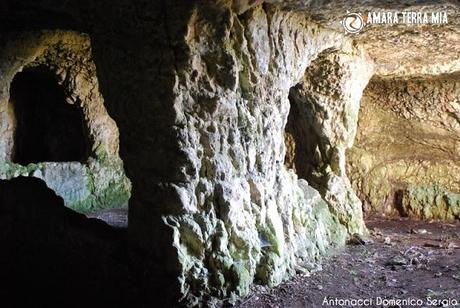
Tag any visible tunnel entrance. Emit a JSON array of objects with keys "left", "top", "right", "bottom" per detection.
[{"left": 10, "top": 65, "right": 91, "bottom": 165}]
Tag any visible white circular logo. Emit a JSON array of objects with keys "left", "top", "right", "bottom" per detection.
[{"left": 341, "top": 12, "right": 365, "bottom": 34}]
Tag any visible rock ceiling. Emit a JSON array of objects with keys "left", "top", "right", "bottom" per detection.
[
  {"left": 259, "top": 0, "right": 460, "bottom": 77},
  {"left": 3, "top": 0, "right": 459, "bottom": 77}
]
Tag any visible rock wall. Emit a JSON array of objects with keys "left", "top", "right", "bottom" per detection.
[
  {"left": 348, "top": 75, "right": 460, "bottom": 220},
  {"left": 0, "top": 31, "right": 131, "bottom": 213},
  {"left": 287, "top": 48, "right": 373, "bottom": 233},
  {"left": 1, "top": 1, "right": 372, "bottom": 304},
  {"left": 147, "top": 4, "right": 371, "bottom": 304}
]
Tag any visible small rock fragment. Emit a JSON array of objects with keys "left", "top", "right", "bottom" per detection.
[
  {"left": 385, "top": 255, "right": 407, "bottom": 266},
  {"left": 384, "top": 237, "right": 392, "bottom": 245},
  {"left": 348, "top": 233, "right": 374, "bottom": 245},
  {"left": 370, "top": 227, "right": 383, "bottom": 236},
  {"left": 410, "top": 228, "right": 428, "bottom": 234}
]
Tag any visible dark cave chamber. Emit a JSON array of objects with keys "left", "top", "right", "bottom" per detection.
[
  {"left": 10, "top": 65, "right": 91, "bottom": 165},
  {"left": 284, "top": 89, "right": 323, "bottom": 187}
]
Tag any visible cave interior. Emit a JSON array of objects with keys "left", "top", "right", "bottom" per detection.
[{"left": 0, "top": 0, "right": 459, "bottom": 306}]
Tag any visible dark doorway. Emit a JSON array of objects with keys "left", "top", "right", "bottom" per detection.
[
  {"left": 10, "top": 65, "right": 91, "bottom": 164},
  {"left": 284, "top": 89, "right": 322, "bottom": 187}
]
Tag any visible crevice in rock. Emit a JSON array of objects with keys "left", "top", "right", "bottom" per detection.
[{"left": 284, "top": 89, "right": 321, "bottom": 184}]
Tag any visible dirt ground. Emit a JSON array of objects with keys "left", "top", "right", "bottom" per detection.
[
  {"left": 236, "top": 217, "right": 460, "bottom": 308},
  {"left": 3, "top": 178, "right": 458, "bottom": 307}
]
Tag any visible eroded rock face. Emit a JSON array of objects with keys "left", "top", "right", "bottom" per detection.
[
  {"left": 258, "top": 0, "right": 460, "bottom": 77},
  {"left": 7, "top": 0, "right": 457, "bottom": 305},
  {"left": 146, "top": 4, "right": 370, "bottom": 304},
  {"left": 287, "top": 48, "right": 373, "bottom": 233},
  {"left": 348, "top": 75, "right": 460, "bottom": 220},
  {"left": 0, "top": 31, "right": 131, "bottom": 213}
]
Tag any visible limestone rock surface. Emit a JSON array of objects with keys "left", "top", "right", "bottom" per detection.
[
  {"left": 347, "top": 75, "right": 460, "bottom": 220},
  {"left": 0, "top": 31, "right": 131, "bottom": 213},
  {"left": 151, "top": 4, "right": 370, "bottom": 304}
]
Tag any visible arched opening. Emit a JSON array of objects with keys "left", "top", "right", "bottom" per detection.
[
  {"left": 10, "top": 65, "right": 92, "bottom": 165},
  {"left": 0, "top": 32, "right": 131, "bottom": 214}
]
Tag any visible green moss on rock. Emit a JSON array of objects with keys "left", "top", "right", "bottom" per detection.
[
  {"left": 0, "top": 160, "right": 130, "bottom": 214},
  {"left": 402, "top": 185, "right": 460, "bottom": 221}
]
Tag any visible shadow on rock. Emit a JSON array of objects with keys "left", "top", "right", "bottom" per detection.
[{"left": 0, "top": 177, "right": 172, "bottom": 307}]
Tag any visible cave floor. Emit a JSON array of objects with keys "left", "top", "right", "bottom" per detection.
[
  {"left": 237, "top": 218, "right": 460, "bottom": 308},
  {"left": 86, "top": 207, "right": 128, "bottom": 228}
]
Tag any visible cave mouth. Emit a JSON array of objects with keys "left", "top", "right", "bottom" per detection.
[{"left": 10, "top": 65, "right": 92, "bottom": 165}]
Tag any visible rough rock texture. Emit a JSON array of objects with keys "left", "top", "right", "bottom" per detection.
[
  {"left": 257, "top": 0, "right": 460, "bottom": 77},
  {"left": 402, "top": 185, "right": 460, "bottom": 220},
  {"left": 348, "top": 75, "right": 460, "bottom": 220},
  {"left": 0, "top": 1, "right": 372, "bottom": 304},
  {"left": 151, "top": 4, "right": 370, "bottom": 304},
  {"left": 7, "top": 0, "right": 460, "bottom": 305},
  {"left": 0, "top": 31, "right": 131, "bottom": 213},
  {"left": 287, "top": 48, "right": 373, "bottom": 233}
]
